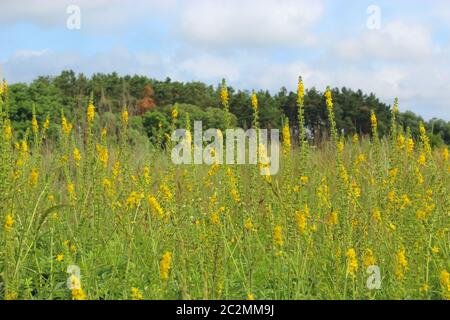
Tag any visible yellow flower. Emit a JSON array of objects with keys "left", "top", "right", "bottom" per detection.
[
  {"left": 251, "top": 92, "right": 258, "bottom": 110},
  {"left": 96, "top": 144, "right": 109, "bottom": 168},
  {"left": 131, "top": 287, "right": 143, "bottom": 300},
  {"left": 273, "top": 225, "right": 283, "bottom": 246},
  {"left": 160, "top": 251, "right": 172, "bottom": 280},
  {"left": 353, "top": 133, "right": 359, "bottom": 144},
  {"left": 395, "top": 248, "right": 408, "bottom": 280},
  {"left": 440, "top": 270, "right": 450, "bottom": 292},
  {"left": 417, "top": 152, "right": 426, "bottom": 166},
  {"left": 67, "top": 182, "right": 76, "bottom": 200},
  {"left": 126, "top": 191, "right": 143, "bottom": 209},
  {"left": 325, "top": 88, "right": 333, "bottom": 111},
  {"left": 61, "top": 115, "right": 73, "bottom": 136},
  {"left": 56, "top": 254, "right": 64, "bottom": 262},
  {"left": 69, "top": 275, "right": 87, "bottom": 300},
  {"left": 300, "top": 176, "right": 309, "bottom": 185},
  {"left": 4, "top": 214, "right": 14, "bottom": 232},
  {"left": 431, "top": 247, "right": 440, "bottom": 254},
  {"left": 282, "top": 121, "right": 291, "bottom": 149},
  {"left": 210, "top": 212, "right": 219, "bottom": 225},
  {"left": 372, "top": 209, "right": 381, "bottom": 222},
  {"left": 43, "top": 117, "right": 50, "bottom": 130},
  {"left": 147, "top": 196, "right": 164, "bottom": 219},
  {"left": 143, "top": 166, "right": 151, "bottom": 184},
  {"left": 87, "top": 102, "right": 95, "bottom": 123},
  {"left": 346, "top": 248, "right": 358, "bottom": 277},
  {"left": 247, "top": 293, "right": 255, "bottom": 300},
  {"left": 122, "top": 109, "right": 129, "bottom": 125},
  {"left": 172, "top": 108, "right": 178, "bottom": 119},
  {"left": 295, "top": 211, "right": 307, "bottom": 235},
  {"left": 370, "top": 111, "right": 377, "bottom": 129},
  {"left": 31, "top": 116, "right": 39, "bottom": 134},
  {"left": 327, "top": 211, "right": 338, "bottom": 226},
  {"left": 221, "top": 82, "right": 229, "bottom": 106},
  {"left": 73, "top": 148, "right": 81, "bottom": 165},
  {"left": 297, "top": 77, "right": 305, "bottom": 106},
  {"left": 397, "top": 134, "right": 405, "bottom": 149},
  {"left": 29, "top": 168, "right": 39, "bottom": 187},
  {"left": 442, "top": 147, "right": 449, "bottom": 161},
  {"left": 363, "top": 249, "right": 376, "bottom": 268},
  {"left": 406, "top": 138, "right": 414, "bottom": 154},
  {"left": 4, "top": 122, "right": 12, "bottom": 140},
  {"left": 244, "top": 219, "right": 255, "bottom": 232}
]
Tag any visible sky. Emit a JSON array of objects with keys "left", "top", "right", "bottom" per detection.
[{"left": 0, "top": 0, "right": 449, "bottom": 120}]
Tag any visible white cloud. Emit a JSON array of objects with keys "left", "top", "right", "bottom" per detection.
[
  {"left": 335, "top": 21, "right": 435, "bottom": 62},
  {"left": 177, "top": 0, "right": 323, "bottom": 48}
]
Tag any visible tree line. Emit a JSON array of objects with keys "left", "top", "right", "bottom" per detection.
[{"left": 5, "top": 70, "right": 450, "bottom": 146}]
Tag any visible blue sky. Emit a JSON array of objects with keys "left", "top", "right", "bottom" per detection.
[{"left": 0, "top": 0, "right": 449, "bottom": 120}]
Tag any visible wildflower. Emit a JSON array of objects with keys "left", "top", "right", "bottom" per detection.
[
  {"left": 112, "top": 161, "right": 120, "bottom": 178},
  {"left": 273, "top": 226, "right": 283, "bottom": 246},
  {"left": 101, "top": 127, "right": 107, "bottom": 139},
  {"left": 282, "top": 121, "right": 291, "bottom": 150},
  {"left": 172, "top": 108, "right": 178, "bottom": 119},
  {"left": 221, "top": 82, "right": 229, "bottom": 106},
  {"left": 31, "top": 116, "right": 39, "bottom": 134},
  {"left": 121, "top": 108, "right": 129, "bottom": 125},
  {"left": 251, "top": 92, "right": 258, "bottom": 110},
  {"left": 395, "top": 248, "right": 408, "bottom": 280},
  {"left": 73, "top": 148, "right": 81, "bottom": 166},
  {"left": 295, "top": 210, "right": 307, "bottom": 234},
  {"left": 143, "top": 166, "right": 151, "bottom": 184},
  {"left": 397, "top": 134, "right": 405, "bottom": 149},
  {"left": 363, "top": 249, "right": 376, "bottom": 268},
  {"left": 230, "top": 188, "right": 240, "bottom": 203},
  {"left": 87, "top": 102, "right": 95, "bottom": 123},
  {"left": 4, "top": 122, "right": 12, "bottom": 140},
  {"left": 96, "top": 144, "right": 109, "bottom": 168},
  {"left": 370, "top": 111, "right": 378, "bottom": 129},
  {"left": 67, "top": 182, "right": 76, "bottom": 200},
  {"left": 70, "top": 277, "right": 87, "bottom": 300},
  {"left": 406, "top": 138, "right": 414, "bottom": 154},
  {"left": 29, "top": 168, "right": 39, "bottom": 187},
  {"left": 247, "top": 293, "right": 255, "bottom": 300},
  {"left": 442, "top": 147, "right": 449, "bottom": 161},
  {"left": 43, "top": 117, "right": 50, "bottom": 130},
  {"left": 131, "top": 287, "right": 143, "bottom": 300},
  {"left": 297, "top": 76, "right": 305, "bottom": 106},
  {"left": 159, "top": 183, "right": 173, "bottom": 201},
  {"left": 4, "top": 214, "right": 14, "bottom": 232},
  {"left": 346, "top": 248, "right": 358, "bottom": 277},
  {"left": 431, "top": 247, "right": 440, "bottom": 254},
  {"left": 325, "top": 88, "right": 333, "bottom": 111},
  {"left": 56, "top": 254, "right": 64, "bottom": 262},
  {"left": 417, "top": 153, "right": 426, "bottom": 166},
  {"left": 440, "top": 270, "right": 450, "bottom": 292},
  {"left": 244, "top": 219, "right": 255, "bottom": 232},
  {"left": 147, "top": 196, "right": 164, "bottom": 219},
  {"left": 61, "top": 115, "right": 73, "bottom": 136},
  {"left": 160, "top": 251, "right": 172, "bottom": 280},
  {"left": 126, "top": 191, "right": 143, "bottom": 208},
  {"left": 210, "top": 212, "right": 219, "bottom": 225},
  {"left": 353, "top": 133, "right": 359, "bottom": 144},
  {"left": 372, "top": 209, "right": 381, "bottom": 222},
  {"left": 300, "top": 176, "right": 309, "bottom": 185},
  {"left": 327, "top": 211, "right": 338, "bottom": 226},
  {"left": 70, "top": 244, "right": 77, "bottom": 253}
]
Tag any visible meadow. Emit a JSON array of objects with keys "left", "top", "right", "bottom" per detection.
[{"left": 0, "top": 79, "right": 449, "bottom": 300}]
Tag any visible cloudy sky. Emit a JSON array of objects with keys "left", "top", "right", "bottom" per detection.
[{"left": 0, "top": 0, "right": 449, "bottom": 120}]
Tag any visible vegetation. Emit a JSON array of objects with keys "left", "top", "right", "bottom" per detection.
[{"left": 0, "top": 76, "right": 449, "bottom": 300}]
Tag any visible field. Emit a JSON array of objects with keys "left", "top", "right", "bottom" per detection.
[{"left": 0, "top": 81, "right": 449, "bottom": 300}]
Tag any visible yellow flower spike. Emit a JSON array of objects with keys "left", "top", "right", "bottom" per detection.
[
  {"left": 363, "top": 249, "right": 376, "bottom": 268},
  {"left": 325, "top": 87, "right": 333, "bottom": 111},
  {"left": 31, "top": 116, "right": 39, "bottom": 134},
  {"left": 295, "top": 211, "right": 307, "bottom": 235},
  {"left": 121, "top": 108, "right": 129, "bottom": 125},
  {"left": 273, "top": 225, "right": 283, "bottom": 246},
  {"left": 29, "top": 168, "right": 39, "bottom": 187},
  {"left": 346, "top": 248, "right": 358, "bottom": 277},
  {"left": 73, "top": 148, "right": 81, "bottom": 165},
  {"left": 395, "top": 248, "right": 408, "bottom": 280},
  {"left": 4, "top": 122, "right": 12, "bottom": 140},
  {"left": 221, "top": 81, "right": 229, "bottom": 106},
  {"left": 297, "top": 77, "right": 305, "bottom": 106},
  {"left": 160, "top": 251, "right": 172, "bottom": 280},
  {"left": 87, "top": 102, "right": 95, "bottom": 123},
  {"left": 131, "top": 287, "right": 143, "bottom": 300},
  {"left": 282, "top": 121, "right": 291, "bottom": 149},
  {"left": 251, "top": 92, "right": 258, "bottom": 111},
  {"left": 370, "top": 111, "right": 378, "bottom": 129},
  {"left": 147, "top": 196, "right": 164, "bottom": 219},
  {"left": 4, "top": 214, "right": 14, "bottom": 232}
]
